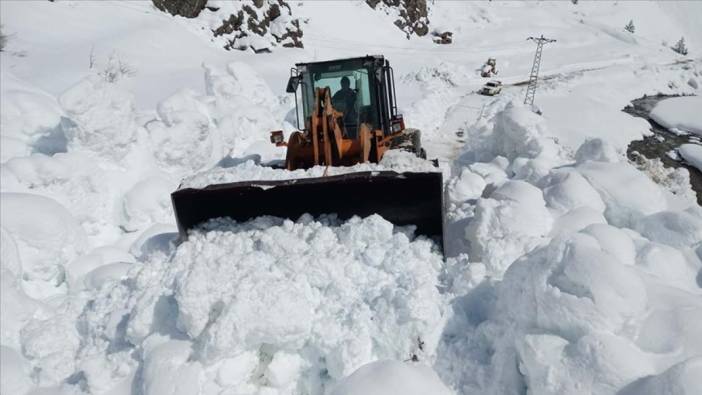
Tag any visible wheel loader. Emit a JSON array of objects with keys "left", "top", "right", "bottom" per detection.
[{"left": 171, "top": 55, "right": 444, "bottom": 248}]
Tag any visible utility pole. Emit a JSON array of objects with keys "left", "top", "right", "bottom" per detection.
[{"left": 524, "top": 35, "right": 556, "bottom": 107}]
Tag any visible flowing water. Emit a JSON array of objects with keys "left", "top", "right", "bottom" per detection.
[{"left": 623, "top": 94, "right": 701, "bottom": 205}]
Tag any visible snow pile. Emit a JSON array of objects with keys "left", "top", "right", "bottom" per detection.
[
  {"left": 447, "top": 102, "right": 570, "bottom": 273},
  {"left": 0, "top": 193, "right": 87, "bottom": 288},
  {"left": 59, "top": 67, "right": 137, "bottom": 161},
  {"left": 0, "top": 251, "right": 44, "bottom": 349},
  {"left": 466, "top": 180, "right": 554, "bottom": 276},
  {"left": 0, "top": 72, "right": 64, "bottom": 162},
  {"left": 146, "top": 88, "right": 220, "bottom": 172},
  {"left": 72, "top": 215, "right": 444, "bottom": 394},
  {"left": 119, "top": 177, "right": 177, "bottom": 233},
  {"left": 0, "top": 346, "right": 34, "bottom": 395},
  {"left": 439, "top": 101, "right": 702, "bottom": 395},
  {"left": 330, "top": 360, "right": 452, "bottom": 395},
  {"left": 455, "top": 101, "right": 569, "bottom": 182},
  {"left": 146, "top": 62, "right": 288, "bottom": 173},
  {"left": 203, "top": 62, "right": 287, "bottom": 159},
  {"left": 440, "top": 223, "right": 702, "bottom": 394},
  {"left": 180, "top": 149, "right": 439, "bottom": 189},
  {"left": 1, "top": 152, "right": 136, "bottom": 242},
  {"left": 650, "top": 96, "right": 702, "bottom": 136}
]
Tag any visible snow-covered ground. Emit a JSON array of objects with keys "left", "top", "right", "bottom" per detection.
[{"left": 1, "top": 1, "right": 702, "bottom": 394}]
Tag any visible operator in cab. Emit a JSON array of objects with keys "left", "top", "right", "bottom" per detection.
[{"left": 332, "top": 76, "right": 357, "bottom": 126}]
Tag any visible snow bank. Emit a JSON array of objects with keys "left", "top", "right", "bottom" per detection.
[
  {"left": 145, "top": 62, "right": 289, "bottom": 173},
  {"left": 619, "top": 357, "right": 702, "bottom": 395},
  {"left": 679, "top": 143, "right": 702, "bottom": 171},
  {"left": 0, "top": 346, "right": 34, "bottom": 394},
  {"left": 147, "top": 89, "right": 219, "bottom": 172},
  {"left": 204, "top": 62, "right": 286, "bottom": 161},
  {"left": 440, "top": 225, "right": 702, "bottom": 395},
  {"left": 59, "top": 73, "right": 137, "bottom": 161},
  {"left": 0, "top": 269, "right": 44, "bottom": 348},
  {"left": 65, "top": 246, "right": 135, "bottom": 291},
  {"left": 330, "top": 360, "right": 452, "bottom": 395},
  {"left": 0, "top": 193, "right": 87, "bottom": 286},
  {"left": 74, "top": 215, "right": 444, "bottom": 394},
  {"left": 119, "top": 176, "right": 177, "bottom": 232},
  {"left": 454, "top": 102, "right": 568, "bottom": 183},
  {"left": 577, "top": 160, "right": 668, "bottom": 228},
  {"left": 440, "top": 101, "right": 702, "bottom": 395},
  {"left": 0, "top": 72, "right": 64, "bottom": 162},
  {"left": 650, "top": 96, "right": 702, "bottom": 136},
  {"left": 1, "top": 152, "right": 131, "bottom": 241},
  {"left": 466, "top": 180, "right": 553, "bottom": 276}
]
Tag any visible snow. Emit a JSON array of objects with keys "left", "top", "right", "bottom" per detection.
[
  {"left": 2, "top": 1, "right": 702, "bottom": 394},
  {"left": 0, "top": 193, "right": 87, "bottom": 287},
  {"left": 75, "top": 215, "right": 444, "bottom": 394},
  {"left": 465, "top": 179, "right": 553, "bottom": 277},
  {"left": 0, "top": 73, "right": 65, "bottom": 161},
  {"left": 1, "top": 346, "right": 34, "bottom": 395},
  {"left": 619, "top": 357, "right": 702, "bottom": 395},
  {"left": 439, "top": 101, "right": 701, "bottom": 394},
  {"left": 679, "top": 143, "right": 702, "bottom": 171},
  {"left": 650, "top": 96, "right": 702, "bottom": 136},
  {"left": 59, "top": 71, "right": 137, "bottom": 161},
  {"left": 330, "top": 360, "right": 452, "bottom": 395},
  {"left": 180, "top": 149, "right": 439, "bottom": 189}
]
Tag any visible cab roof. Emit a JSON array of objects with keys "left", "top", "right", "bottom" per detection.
[{"left": 295, "top": 55, "right": 385, "bottom": 69}]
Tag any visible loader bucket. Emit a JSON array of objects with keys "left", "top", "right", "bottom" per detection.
[{"left": 171, "top": 171, "right": 444, "bottom": 250}]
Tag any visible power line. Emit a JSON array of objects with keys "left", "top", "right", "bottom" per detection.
[{"left": 524, "top": 35, "right": 556, "bottom": 107}]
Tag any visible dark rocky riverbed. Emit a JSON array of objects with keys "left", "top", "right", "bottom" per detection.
[{"left": 623, "top": 94, "right": 701, "bottom": 205}]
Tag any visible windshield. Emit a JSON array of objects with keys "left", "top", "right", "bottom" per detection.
[{"left": 300, "top": 63, "right": 378, "bottom": 138}]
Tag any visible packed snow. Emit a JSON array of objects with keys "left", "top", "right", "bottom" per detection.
[{"left": 2, "top": 1, "right": 702, "bottom": 394}]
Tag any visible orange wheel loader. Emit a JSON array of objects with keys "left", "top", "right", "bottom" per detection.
[{"left": 171, "top": 56, "right": 444, "bottom": 248}]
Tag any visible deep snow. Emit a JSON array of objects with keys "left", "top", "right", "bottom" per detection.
[{"left": 2, "top": 1, "right": 702, "bottom": 394}]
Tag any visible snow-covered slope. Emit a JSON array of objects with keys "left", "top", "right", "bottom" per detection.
[{"left": 1, "top": 1, "right": 701, "bottom": 394}]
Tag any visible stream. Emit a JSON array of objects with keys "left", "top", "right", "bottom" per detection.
[{"left": 623, "top": 94, "right": 701, "bottom": 205}]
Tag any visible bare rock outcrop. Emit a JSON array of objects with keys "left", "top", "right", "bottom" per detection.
[
  {"left": 152, "top": 0, "right": 208, "bottom": 18},
  {"left": 212, "top": 0, "right": 303, "bottom": 52},
  {"left": 151, "top": 0, "right": 303, "bottom": 52},
  {"left": 366, "top": 0, "right": 429, "bottom": 38}
]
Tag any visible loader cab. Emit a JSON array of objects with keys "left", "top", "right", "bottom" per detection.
[{"left": 286, "top": 55, "right": 402, "bottom": 138}]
